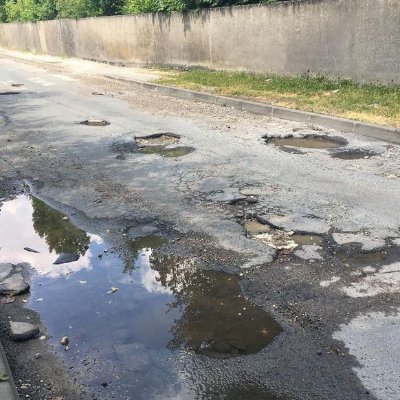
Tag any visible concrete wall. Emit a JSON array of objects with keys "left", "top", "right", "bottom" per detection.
[{"left": 0, "top": 0, "right": 399, "bottom": 83}]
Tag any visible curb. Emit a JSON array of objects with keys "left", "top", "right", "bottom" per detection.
[
  {"left": 104, "top": 75, "right": 400, "bottom": 145},
  {"left": 0, "top": 341, "right": 19, "bottom": 400}
]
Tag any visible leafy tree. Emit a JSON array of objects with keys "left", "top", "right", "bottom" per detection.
[
  {"left": 122, "top": 0, "right": 184, "bottom": 14},
  {"left": 55, "top": 0, "right": 102, "bottom": 18},
  {"left": 0, "top": 0, "right": 6, "bottom": 22},
  {"left": 99, "top": 0, "right": 124, "bottom": 15}
]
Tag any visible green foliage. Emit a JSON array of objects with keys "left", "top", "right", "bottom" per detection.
[
  {"left": 0, "top": 0, "right": 286, "bottom": 22},
  {"left": 99, "top": 0, "right": 124, "bottom": 15},
  {"left": 123, "top": 0, "right": 183, "bottom": 14},
  {"left": 55, "top": 0, "right": 102, "bottom": 18}
]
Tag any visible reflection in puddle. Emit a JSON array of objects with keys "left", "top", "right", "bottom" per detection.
[
  {"left": 0, "top": 195, "right": 282, "bottom": 399},
  {"left": 265, "top": 135, "right": 346, "bottom": 150}
]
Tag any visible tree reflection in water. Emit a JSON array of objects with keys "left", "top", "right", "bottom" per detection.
[
  {"left": 31, "top": 196, "right": 90, "bottom": 256},
  {"left": 150, "top": 254, "right": 281, "bottom": 358}
]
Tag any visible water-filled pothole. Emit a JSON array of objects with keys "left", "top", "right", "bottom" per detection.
[
  {"left": 265, "top": 135, "right": 346, "bottom": 150},
  {"left": 135, "top": 133, "right": 180, "bottom": 146},
  {"left": 330, "top": 149, "right": 378, "bottom": 160},
  {"left": 79, "top": 119, "right": 110, "bottom": 126},
  {"left": 138, "top": 145, "right": 195, "bottom": 158},
  {"left": 244, "top": 218, "right": 324, "bottom": 251},
  {"left": 0, "top": 194, "right": 281, "bottom": 398}
]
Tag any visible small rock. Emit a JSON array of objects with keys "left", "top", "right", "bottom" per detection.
[
  {"left": 10, "top": 321, "right": 39, "bottom": 341},
  {"left": 317, "top": 349, "right": 323, "bottom": 355},
  {"left": 53, "top": 253, "right": 79, "bottom": 265},
  {"left": 0, "top": 271, "right": 30, "bottom": 295},
  {"left": 60, "top": 336, "right": 69, "bottom": 346},
  {"left": 35, "top": 353, "right": 41, "bottom": 359}
]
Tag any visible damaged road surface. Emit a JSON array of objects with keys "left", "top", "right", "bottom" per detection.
[{"left": 0, "top": 55, "right": 400, "bottom": 400}]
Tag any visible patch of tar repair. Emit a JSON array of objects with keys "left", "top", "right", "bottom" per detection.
[
  {"left": 333, "top": 310, "right": 400, "bottom": 400},
  {"left": 342, "top": 262, "right": 400, "bottom": 298}
]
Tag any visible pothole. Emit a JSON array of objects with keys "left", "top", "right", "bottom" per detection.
[
  {"left": 264, "top": 135, "right": 347, "bottom": 150},
  {"left": 135, "top": 133, "right": 180, "bottom": 146},
  {"left": 11, "top": 83, "right": 24, "bottom": 87},
  {"left": 244, "top": 217, "right": 297, "bottom": 250},
  {"left": 244, "top": 217, "right": 326, "bottom": 252},
  {"left": 0, "top": 192, "right": 282, "bottom": 396},
  {"left": 79, "top": 119, "right": 110, "bottom": 126},
  {"left": 0, "top": 91, "right": 21, "bottom": 95},
  {"left": 137, "top": 145, "right": 195, "bottom": 158},
  {"left": 330, "top": 149, "right": 378, "bottom": 160}
]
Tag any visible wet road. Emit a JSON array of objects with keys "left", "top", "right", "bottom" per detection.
[{"left": 0, "top": 54, "right": 400, "bottom": 400}]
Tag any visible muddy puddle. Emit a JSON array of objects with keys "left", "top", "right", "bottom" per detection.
[
  {"left": 0, "top": 195, "right": 282, "bottom": 399},
  {"left": 265, "top": 135, "right": 346, "bottom": 150}
]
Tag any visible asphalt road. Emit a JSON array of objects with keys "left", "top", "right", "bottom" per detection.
[{"left": 0, "top": 54, "right": 400, "bottom": 400}]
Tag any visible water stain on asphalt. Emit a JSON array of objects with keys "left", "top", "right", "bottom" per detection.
[
  {"left": 265, "top": 135, "right": 346, "bottom": 150},
  {"left": 0, "top": 194, "right": 282, "bottom": 399}
]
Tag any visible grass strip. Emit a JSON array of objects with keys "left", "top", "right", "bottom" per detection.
[{"left": 156, "top": 70, "right": 400, "bottom": 128}]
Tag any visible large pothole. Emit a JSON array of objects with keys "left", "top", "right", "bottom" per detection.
[
  {"left": 264, "top": 135, "right": 347, "bottom": 150},
  {"left": 0, "top": 193, "right": 281, "bottom": 398}
]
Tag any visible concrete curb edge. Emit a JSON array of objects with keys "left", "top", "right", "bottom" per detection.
[
  {"left": 104, "top": 75, "right": 400, "bottom": 145},
  {"left": 0, "top": 341, "right": 19, "bottom": 400}
]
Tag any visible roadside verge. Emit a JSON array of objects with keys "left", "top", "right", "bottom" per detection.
[{"left": 104, "top": 75, "right": 400, "bottom": 145}]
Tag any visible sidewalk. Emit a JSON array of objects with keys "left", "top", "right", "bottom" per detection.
[{"left": 0, "top": 341, "right": 19, "bottom": 400}]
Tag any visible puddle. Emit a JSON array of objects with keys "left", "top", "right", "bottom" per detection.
[
  {"left": 138, "top": 145, "right": 195, "bottom": 158},
  {"left": 265, "top": 135, "right": 346, "bottom": 150},
  {"left": 0, "top": 195, "right": 282, "bottom": 399},
  {"left": 337, "top": 251, "right": 388, "bottom": 266},
  {"left": 330, "top": 149, "right": 378, "bottom": 160},
  {"left": 135, "top": 133, "right": 180, "bottom": 146},
  {"left": 291, "top": 234, "right": 324, "bottom": 246},
  {"left": 79, "top": 119, "right": 110, "bottom": 126}
]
